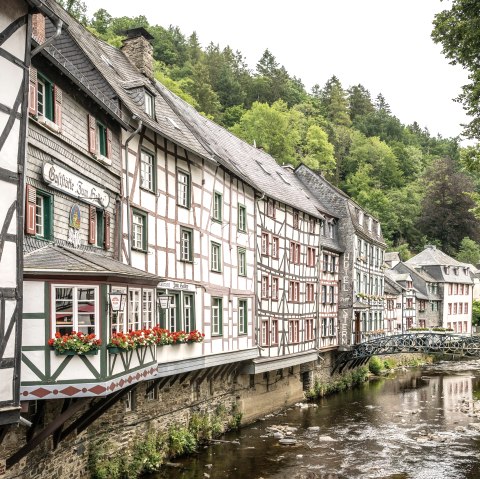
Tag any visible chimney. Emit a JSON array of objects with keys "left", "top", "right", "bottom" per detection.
[
  {"left": 425, "top": 244, "right": 436, "bottom": 250},
  {"left": 121, "top": 27, "right": 154, "bottom": 80},
  {"left": 32, "top": 13, "right": 46, "bottom": 44}
]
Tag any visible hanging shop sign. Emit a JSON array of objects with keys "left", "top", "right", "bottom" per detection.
[
  {"left": 43, "top": 162, "right": 110, "bottom": 208},
  {"left": 158, "top": 281, "right": 196, "bottom": 292}
]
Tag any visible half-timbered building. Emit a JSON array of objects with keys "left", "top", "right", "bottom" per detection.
[
  {"left": 0, "top": 0, "right": 34, "bottom": 430},
  {"left": 295, "top": 164, "right": 386, "bottom": 347}
]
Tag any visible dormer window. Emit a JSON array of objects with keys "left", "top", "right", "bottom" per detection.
[
  {"left": 358, "top": 211, "right": 363, "bottom": 226},
  {"left": 145, "top": 91, "right": 154, "bottom": 117}
]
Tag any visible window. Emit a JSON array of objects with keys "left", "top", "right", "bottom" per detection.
[
  {"left": 323, "top": 254, "right": 329, "bottom": 272},
  {"left": 271, "top": 277, "right": 279, "bottom": 301},
  {"left": 329, "top": 286, "right": 335, "bottom": 304},
  {"left": 321, "top": 221, "right": 326, "bottom": 236},
  {"left": 288, "top": 281, "right": 300, "bottom": 302},
  {"left": 34, "top": 190, "right": 52, "bottom": 239},
  {"left": 288, "top": 320, "right": 299, "bottom": 343},
  {"left": 110, "top": 287, "right": 126, "bottom": 334},
  {"left": 96, "top": 122, "right": 107, "bottom": 157},
  {"left": 132, "top": 209, "right": 147, "bottom": 251},
  {"left": 159, "top": 292, "right": 195, "bottom": 332},
  {"left": 261, "top": 232, "right": 270, "bottom": 256},
  {"left": 293, "top": 210, "right": 299, "bottom": 229},
  {"left": 321, "top": 285, "right": 327, "bottom": 304},
  {"left": 180, "top": 228, "right": 193, "bottom": 262},
  {"left": 466, "top": 285, "right": 470, "bottom": 295},
  {"left": 143, "top": 289, "right": 154, "bottom": 329},
  {"left": 128, "top": 289, "right": 141, "bottom": 331},
  {"left": 330, "top": 256, "right": 337, "bottom": 273},
  {"left": 212, "top": 297, "right": 223, "bottom": 335},
  {"left": 459, "top": 303, "right": 463, "bottom": 314},
  {"left": 266, "top": 199, "right": 275, "bottom": 218},
  {"left": 307, "top": 247, "right": 316, "bottom": 267},
  {"left": 53, "top": 286, "right": 97, "bottom": 336},
  {"left": 305, "top": 319, "right": 314, "bottom": 341},
  {"left": 419, "top": 300, "right": 426, "bottom": 311},
  {"left": 465, "top": 303, "right": 469, "bottom": 314},
  {"left": 95, "top": 209, "right": 104, "bottom": 248},
  {"left": 261, "top": 320, "right": 269, "bottom": 346},
  {"left": 406, "top": 281, "right": 413, "bottom": 290},
  {"left": 406, "top": 298, "right": 413, "bottom": 309},
  {"left": 306, "top": 283, "right": 315, "bottom": 303},
  {"left": 448, "top": 303, "right": 452, "bottom": 315},
  {"left": 146, "top": 381, "right": 158, "bottom": 401},
  {"left": 271, "top": 320, "right": 278, "bottom": 345},
  {"left": 145, "top": 91, "right": 154, "bottom": 117},
  {"left": 37, "top": 75, "right": 54, "bottom": 121},
  {"left": 453, "top": 303, "right": 457, "bottom": 314},
  {"left": 238, "top": 204, "right": 247, "bottom": 232},
  {"left": 261, "top": 275, "right": 269, "bottom": 298},
  {"left": 210, "top": 242, "right": 222, "bottom": 272},
  {"left": 321, "top": 318, "right": 328, "bottom": 337},
  {"left": 309, "top": 217, "right": 315, "bottom": 234},
  {"left": 238, "top": 248, "right": 247, "bottom": 276},
  {"left": 272, "top": 236, "right": 279, "bottom": 259},
  {"left": 238, "top": 299, "right": 248, "bottom": 334},
  {"left": 177, "top": 170, "right": 191, "bottom": 208},
  {"left": 140, "top": 150, "right": 155, "bottom": 192},
  {"left": 213, "top": 192, "right": 222, "bottom": 222},
  {"left": 290, "top": 241, "right": 300, "bottom": 264},
  {"left": 125, "top": 390, "right": 135, "bottom": 412}
]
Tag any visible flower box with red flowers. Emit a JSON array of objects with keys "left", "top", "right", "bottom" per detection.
[{"left": 48, "top": 331, "right": 101, "bottom": 355}]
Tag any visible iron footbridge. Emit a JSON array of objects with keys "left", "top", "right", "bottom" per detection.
[{"left": 332, "top": 332, "right": 480, "bottom": 373}]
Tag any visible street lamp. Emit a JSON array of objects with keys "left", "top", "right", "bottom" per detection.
[
  {"left": 109, "top": 292, "right": 127, "bottom": 312},
  {"left": 157, "top": 293, "right": 172, "bottom": 310}
]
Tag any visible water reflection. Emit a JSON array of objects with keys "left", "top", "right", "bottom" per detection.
[{"left": 149, "top": 360, "right": 480, "bottom": 479}]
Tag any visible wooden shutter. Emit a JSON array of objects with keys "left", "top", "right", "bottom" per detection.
[
  {"left": 25, "top": 184, "right": 36, "bottom": 235},
  {"left": 88, "top": 114, "right": 96, "bottom": 154},
  {"left": 104, "top": 212, "right": 111, "bottom": 250},
  {"left": 88, "top": 205, "right": 96, "bottom": 244},
  {"left": 106, "top": 128, "right": 112, "bottom": 159},
  {"left": 54, "top": 85, "right": 63, "bottom": 130},
  {"left": 28, "top": 67, "right": 37, "bottom": 116}
]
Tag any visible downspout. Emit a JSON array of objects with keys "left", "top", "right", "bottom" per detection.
[
  {"left": 124, "top": 118, "right": 142, "bottom": 266},
  {"left": 31, "top": 18, "right": 63, "bottom": 57}
]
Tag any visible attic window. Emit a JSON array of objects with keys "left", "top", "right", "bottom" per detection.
[
  {"left": 277, "top": 172, "right": 290, "bottom": 184},
  {"left": 166, "top": 117, "right": 180, "bottom": 130},
  {"left": 145, "top": 91, "right": 154, "bottom": 117},
  {"left": 256, "top": 160, "right": 271, "bottom": 175},
  {"left": 358, "top": 211, "right": 363, "bottom": 226},
  {"left": 454, "top": 267, "right": 459, "bottom": 276}
]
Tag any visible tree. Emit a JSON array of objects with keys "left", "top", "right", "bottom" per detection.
[
  {"left": 456, "top": 237, "right": 480, "bottom": 265},
  {"left": 90, "top": 9, "right": 112, "bottom": 35},
  {"left": 230, "top": 100, "right": 302, "bottom": 165},
  {"left": 317, "top": 76, "right": 351, "bottom": 127},
  {"left": 397, "top": 243, "right": 413, "bottom": 261},
  {"left": 432, "top": 0, "right": 480, "bottom": 139},
  {"left": 57, "top": 0, "right": 87, "bottom": 22},
  {"left": 303, "top": 125, "right": 336, "bottom": 176},
  {"left": 472, "top": 300, "right": 480, "bottom": 326},
  {"left": 348, "top": 84, "right": 375, "bottom": 122},
  {"left": 417, "top": 157, "right": 480, "bottom": 253}
]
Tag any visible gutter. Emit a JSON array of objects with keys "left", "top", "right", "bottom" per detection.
[{"left": 31, "top": 18, "right": 63, "bottom": 57}]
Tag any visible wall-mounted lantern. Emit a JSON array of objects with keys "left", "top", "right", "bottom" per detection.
[{"left": 109, "top": 292, "right": 127, "bottom": 312}]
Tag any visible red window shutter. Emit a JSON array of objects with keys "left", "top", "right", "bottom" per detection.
[
  {"left": 28, "top": 67, "right": 37, "bottom": 116},
  {"left": 106, "top": 128, "right": 112, "bottom": 159},
  {"left": 104, "top": 212, "right": 111, "bottom": 250},
  {"left": 88, "top": 205, "right": 96, "bottom": 244},
  {"left": 88, "top": 115, "right": 96, "bottom": 154},
  {"left": 25, "top": 184, "right": 36, "bottom": 235},
  {"left": 54, "top": 85, "right": 63, "bottom": 130}
]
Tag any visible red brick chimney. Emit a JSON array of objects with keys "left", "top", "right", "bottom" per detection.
[{"left": 32, "top": 13, "right": 45, "bottom": 44}]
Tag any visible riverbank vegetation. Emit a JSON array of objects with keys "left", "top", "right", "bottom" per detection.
[
  {"left": 88, "top": 403, "right": 242, "bottom": 478},
  {"left": 368, "top": 355, "right": 434, "bottom": 376},
  {"left": 305, "top": 367, "right": 369, "bottom": 401}
]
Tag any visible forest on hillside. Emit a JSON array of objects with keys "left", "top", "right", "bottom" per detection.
[{"left": 58, "top": 0, "right": 480, "bottom": 264}]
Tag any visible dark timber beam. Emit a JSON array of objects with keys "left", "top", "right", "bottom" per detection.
[
  {"left": 52, "top": 398, "right": 72, "bottom": 449},
  {"left": 7, "top": 399, "right": 87, "bottom": 469}
]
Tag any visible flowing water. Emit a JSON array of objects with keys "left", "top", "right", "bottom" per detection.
[{"left": 150, "top": 360, "right": 480, "bottom": 479}]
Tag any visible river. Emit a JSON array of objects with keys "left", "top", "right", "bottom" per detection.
[{"left": 150, "top": 359, "right": 480, "bottom": 479}]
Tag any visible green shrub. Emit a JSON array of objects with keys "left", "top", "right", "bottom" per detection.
[{"left": 368, "top": 356, "right": 384, "bottom": 375}]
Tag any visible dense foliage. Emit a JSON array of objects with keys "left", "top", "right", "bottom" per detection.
[{"left": 62, "top": 1, "right": 480, "bottom": 258}]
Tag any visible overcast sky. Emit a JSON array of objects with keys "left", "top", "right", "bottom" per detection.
[{"left": 83, "top": 0, "right": 470, "bottom": 141}]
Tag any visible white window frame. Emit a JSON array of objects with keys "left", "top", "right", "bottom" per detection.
[
  {"left": 180, "top": 228, "right": 193, "bottom": 262},
  {"left": 177, "top": 170, "right": 190, "bottom": 208},
  {"left": 128, "top": 288, "right": 141, "bottom": 331},
  {"left": 212, "top": 297, "right": 222, "bottom": 335},
  {"left": 35, "top": 194, "right": 44, "bottom": 237},
  {"left": 211, "top": 242, "right": 222, "bottom": 272},
  {"left": 140, "top": 150, "right": 154, "bottom": 192},
  {"left": 143, "top": 289, "right": 154, "bottom": 329},
  {"left": 238, "top": 248, "right": 246, "bottom": 276},
  {"left": 238, "top": 299, "right": 247, "bottom": 334},
  {"left": 213, "top": 191, "right": 222, "bottom": 221},
  {"left": 132, "top": 212, "right": 145, "bottom": 250},
  {"left": 145, "top": 91, "right": 154, "bottom": 117},
  {"left": 51, "top": 285, "right": 99, "bottom": 337}
]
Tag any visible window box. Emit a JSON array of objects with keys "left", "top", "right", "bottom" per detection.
[
  {"left": 107, "top": 346, "right": 122, "bottom": 354},
  {"left": 54, "top": 348, "right": 98, "bottom": 356}
]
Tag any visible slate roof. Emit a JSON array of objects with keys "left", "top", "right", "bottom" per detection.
[
  {"left": 44, "top": 0, "right": 211, "bottom": 162},
  {"left": 384, "top": 275, "right": 403, "bottom": 295},
  {"left": 24, "top": 244, "right": 161, "bottom": 283},
  {"left": 385, "top": 252, "right": 400, "bottom": 264},
  {"left": 155, "top": 81, "right": 334, "bottom": 219},
  {"left": 406, "top": 245, "right": 466, "bottom": 268}
]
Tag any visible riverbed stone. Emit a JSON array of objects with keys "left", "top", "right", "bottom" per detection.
[{"left": 307, "top": 426, "right": 320, "bottom": 432}]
